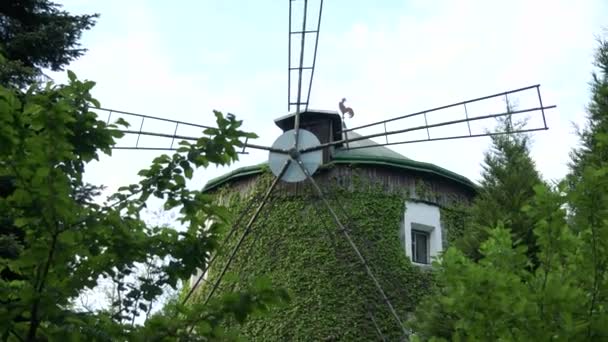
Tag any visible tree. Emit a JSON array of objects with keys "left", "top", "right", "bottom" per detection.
[
  {"left": 0, "top": 71, "right": 287, "bottom": 341},
  {"left": 0, "top": 0, "right": 98, "bottom": 87},
  {"left": 567, "top": 34, "right": 608, "bottom": 338},
  {"left": 570, "top": 36, "right": 608, "bottom": 182},
  {"left": 456, "top": 103, "right": 544, "bottom": 261},
  {"left": 408, "top": 35, "right": 608, "bottom": 341},
  {"left": 409, "top": 184, "right": 587, "bottom": 341}
]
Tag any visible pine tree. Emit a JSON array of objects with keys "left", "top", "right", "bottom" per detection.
[
  {"left": 567, "top": 35, "right": 608, "bottom": 338},
  {"left": 457, "top": 102, "right": 544, "bottom": 261},
  {"left": 569, "top": 36, "right": 608, "bottom": 180},
  {"left": 0, "top": 0, "right": 98, "bottom": 87},
  {"left": 408, "top": 34, "right": 608, "bottom": 342}
]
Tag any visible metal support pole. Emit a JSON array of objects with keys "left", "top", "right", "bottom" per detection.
[
  {"left": 536, "top": 86, "right": 548, "bottom": 129},
  {"left": 384, "top": 122, "right": 389, "bottom": 144},
  {"left": 200, "top": 160, "right": 290, "bottom": 308},
  {"left": 181, "top": 191, "right": 263, "bottom": 305},
  {"left": 463, "top": 103, "right": 472, "bottom": 136},
  {"left": 423, "top": 112, "right": 430, "bottom": 140},
  {"left": 294, "top": 0, "right": 309, "bottom": 149},
  {"left": 135, "top": 117, "right": 145, "bottom": 148},
  {"left": 292, "top": 157, "right": 409, "bottom": 339},
  {"left": 170, "top": 122, "right": 179, "bottom": 149},
  {"left": 288, "top": 0, "right": 292, "bottom": 111},
  {"left": 305, "top": 0, "right": 324, "bottom": 111}
]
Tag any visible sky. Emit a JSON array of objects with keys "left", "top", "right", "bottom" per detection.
[{"left": 50, "top": 0, "right": 607, "bottom": 200}]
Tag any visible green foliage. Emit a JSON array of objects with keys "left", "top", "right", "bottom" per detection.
[
  {"left": 568, "top": 35, "right": 608, "bottom": 338},
  {"left": 457, "top": 105, "right": 544, "bottom": 261},
  {"left": 411, "top": 184, "right": 576, "bottom": 340},
  {"left": 0, "top": 72, "right": 281, "bottom": 341},
  {"left": 0, "top": 0, "right": 98, "bottom": 87},
  {"left": 440, "top": 204, "right": 471, "bottom": 247},
  {"left": 410, "top": 175, "right": 608, "bottom": 340},
  {"left": 193, "top": 173, "right": 438, "bottom": 341},
  {"left": 410, "top": 35, "right": 608, "bottom": 341},
  {"left": 570, "top": 36, "right": 608, "bottom": 182}
]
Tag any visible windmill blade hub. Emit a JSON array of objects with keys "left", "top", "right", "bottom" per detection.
[{"left": 269, "top": 128, "right": 322, "bottom": 182}]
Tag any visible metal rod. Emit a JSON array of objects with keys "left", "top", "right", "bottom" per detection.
[
  {"left": 370, "top": 311, "right": 388, "bottom": 342},
  {"left": 343, "top": 121, "right": 350, "bottom": 150},
  {"left": 244, "top": 142, "right": 288, "bottom": 154},
  {"left": 292, "top": 157, "right": 409, "bottom": 338},
  {"left": 113, "top": 147, "right": 179, "bottom": 151},
  {"left": 181, "top": 192, "right": 263, "bottom": 305},
  {"left": 305, "top": 0, "right": 323, "bottom": 111},
  {"left": 288, "top": 0, "right": 292, "bottom": 111},
  {"left": 135, "top": 117, "right": 145, "bottom": 148},
  {"left": 464, "top": 103, "right": 472, "bottom": 136},
  {"left": 117, "top": 130, "right": 289, "bottom": 154},
  {"left": 94, "top": 107, "right": 213, "bottom": 129},
  {"left": 293, "top": 0, "right": 309, "bottom": 149},
  {"left": 384, "top": 122, "right": 389, "bottom": 144},
  {"left": 200, "top": 160, "right": 290, "bottom": 308},
  {"left": 106, "top": 110, "right": 112, "bottom": 125},
  {"left": 290, "top": 30, "right": 317, "bottom": 34},
  {"left": 343, "top": 84, "right": 541, "bottom": 133},
  {"left": 536, "top": 86, "right": 548, "bottom": 129},
  {"left": 119, "top": 130, "right": 199, "bottom": 141},
  {"left": 342, "top": 127, "right": 549, "bottom": 151},
  {"left": 241, "top": 137, "right": 249, "bottom": 154},
  {"left": 423, "top": 112, "right": 430, "bottom": 140},
  {"left": 300, "top": 105, "right": 556, "bottom": 153},
  {"left": 170, "top": 122, "right": 179, "bottom": 149},
  {"left": 289, "top": 67, "right": 313, "bottom": 70}
]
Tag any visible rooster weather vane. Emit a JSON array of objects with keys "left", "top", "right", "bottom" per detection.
[
  {"left": 92, "top": 0, "right": 556, "bottom": 339},
  {"left": 339, "top": 98, "right": 354, "bottom": 118}
]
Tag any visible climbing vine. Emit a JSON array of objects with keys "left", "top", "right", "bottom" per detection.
[
  {"left": 440, "top": 204, "right": 472, "bottom": 248},
  {"left": 192, "top": 168, "right": 471, "bottom": 340}
]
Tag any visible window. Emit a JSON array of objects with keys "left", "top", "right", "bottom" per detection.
[
  {"left": 403, "top": 201, "right": 443, "bottom": 265},
  {"left": 411, "top": 229, "right": 430, "bottom": 264}
]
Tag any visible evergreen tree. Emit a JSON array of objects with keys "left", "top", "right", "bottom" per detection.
[
  {"left": 457, "top": 103, "right": 543, "bottom": 261},
  {"left": 0, "top": 0, "right": 98, "bottom": 87},
  {"left": 408, "top": 34, "right": 608, "bottom": 342},
  {"left": 567, "top": 35, "right": 608, "bottom": 338},
  {"left": 570, "top": 36, "right": 608, "bottom": 180}
]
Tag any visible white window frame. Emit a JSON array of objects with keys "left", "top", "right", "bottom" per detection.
[{"left": 403, "top": 201, "right": 443, "bottom": 266}]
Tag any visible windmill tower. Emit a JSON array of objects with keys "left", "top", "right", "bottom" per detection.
[{"left": 93, "top": 1, "right": 556, "bottom": 340}]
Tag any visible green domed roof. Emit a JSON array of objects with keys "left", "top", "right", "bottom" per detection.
[{"left": 203, "top": 130, "right": 475, "bottom": 192}]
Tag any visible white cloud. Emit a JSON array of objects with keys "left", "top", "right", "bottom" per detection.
[
  {"left": 312, "top": 0, "right": 605, "bottom": 182},
  {"left": 49, "top": 0, "right": 607, "bottom": 197}
]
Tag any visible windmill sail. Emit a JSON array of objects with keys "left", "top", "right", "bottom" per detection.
[
  {"left": 288, "top": 0, "right": 324, "bottom": 113},
  {"left": 301, "top": 84, "right": 556, "bottom": 154},
  {"left": 92, "top": 107, "right": 212, "bottom": 151},
  {"left": 93, "top": 107, "right": 280, "bottom": 154}
]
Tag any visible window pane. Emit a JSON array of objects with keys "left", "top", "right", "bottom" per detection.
[{"left": 412, "top": 230, "right": 429, "bottom": 264}]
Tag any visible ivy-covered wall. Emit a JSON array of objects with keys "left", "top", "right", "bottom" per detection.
[{"left": 194, "top": 167, "right": 471, "bottom": 341}]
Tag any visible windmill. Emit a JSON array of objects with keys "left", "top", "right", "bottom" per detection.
[{"left": 92, "top": 1, "right": 555, "bottom": 340}]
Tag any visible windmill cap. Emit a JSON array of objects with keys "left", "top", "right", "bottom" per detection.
[{"left": 274, "top": 110, "right": 342, "bottom": 133}]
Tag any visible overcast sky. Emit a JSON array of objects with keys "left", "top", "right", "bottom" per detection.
[{"left": 51, "top": 0, "right": 607, "bottom": 199}]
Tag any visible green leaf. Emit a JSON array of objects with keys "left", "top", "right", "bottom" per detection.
[
  {"left": 115, "top": 117, "right": 130, "bottom": 128},
  {"left": 67, "top": 69, "right": 77, "bottom": 82},
  {"left": 89, "top": 97, "right": 101, "bottom": 108}
]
